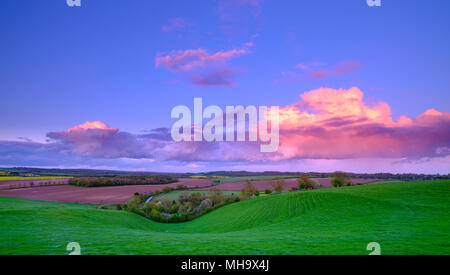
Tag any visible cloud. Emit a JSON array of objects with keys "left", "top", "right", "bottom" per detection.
[
  {"left": 188, "top": 69, "right": 240, "bottom": 86},
  {"left": 156, "top": 44, "right": 251, "bottom": 72},
  {"left": 139, "top": 127, "right": 173, "bottom": 141},
  {"left": 17, "top": 137, "right": 32, "bottom": 142},
  {"left": 161, "top": 18, "right": 192, "bottom": 32},
  {"left": 272, "top": 87, "right": 450, "bottom": 159},
  {"left": 46, "top": 121, "right": 162, "bottom": 159},
  {"left": 155, "top": 43, "right": 252, "bottom": 86},
  {"left": 308, "top": 61, "right": 361, "bottom": 79},
  {"left": 0, "top": 87, "right": 449, "bottom": 173},
  {"left": 44, "top": 88, "right": 449, "bottom": 162},
  {"left": 280, "top": 61, "right": 361, "bottom": 82}
]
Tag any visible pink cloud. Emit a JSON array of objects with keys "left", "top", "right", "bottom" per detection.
[
  {"left": 47, "top": 121, "right": 162, "bottom": 159},
  {"left": 66, "top": 121, "right": 115, "bottom": 132},
  {"left": 149, "top": 87, "right": 449, "bottom": 162},
  {"left": 155, "top": 43, "right": 252, "bottom": 86},
  {"left": 270, "top": 87, "right": 450, "bottom": 159},
  {"left": 42, "top": 88, "right": 450, "bottom": 163},
  {"left": 280, "top": 61, "right": 361, "bottom": 83},
  {"left": 156, "top": 45, "right": 251, "bottom": 72},
  {"left": 308, "top": 61, "right": 361, "bottom": 79}
]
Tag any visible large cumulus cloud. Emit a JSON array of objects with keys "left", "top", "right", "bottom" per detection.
[{"left": 273, "top": 87, "right": 450, "bottom": 159}]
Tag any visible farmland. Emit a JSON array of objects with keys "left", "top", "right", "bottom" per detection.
[
  {"left": 0, "top": 177, "right": 374, "bottom": 204},
  {"left": 0, "top": 180, "right": 448, "bottom": 255},
  {"left": 0, "top": 179, "right": 214, "bottom": 204}
]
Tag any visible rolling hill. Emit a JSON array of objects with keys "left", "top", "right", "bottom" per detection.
[{"left": 0, "top": 180, "right": 448, "bottom": 255}]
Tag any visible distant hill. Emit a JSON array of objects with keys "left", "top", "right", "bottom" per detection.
[{"left": 0, "top": 167, "right": 449, "bottom": 181}]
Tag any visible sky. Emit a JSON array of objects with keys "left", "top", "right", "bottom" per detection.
[{"left": 0, "top": 0, "right": 449, "bottom": 173}]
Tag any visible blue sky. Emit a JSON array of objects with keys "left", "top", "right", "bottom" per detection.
[{"left": 0, "top": 0, "right": 449, "bottom": 173}]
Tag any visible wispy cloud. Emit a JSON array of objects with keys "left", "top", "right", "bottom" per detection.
[
  {"left": 279, "top": 61, "right": 361, "bottom": 83},
  {"left": 161, "top": 17, "right": 192, "bottom": 32},
  {"left": 188, "top": 68, "right": 240, "bottom": 86},
  {"left": 155, "top": 42, "right": 253, "bottom": 86}
]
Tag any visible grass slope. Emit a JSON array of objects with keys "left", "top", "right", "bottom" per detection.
[
  {"left": 156, "top": 190, "right": 238, "bottom": 202},
  {"left": 0, "top": 180, "right": 449, "bottom": 255},
  {"left": 218, "top": 175, "right": 298, "bottom": 182}
]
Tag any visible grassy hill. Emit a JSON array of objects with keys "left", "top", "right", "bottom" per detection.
[{"left": 0, "top": 180, "right": 448, "bottom": 255}]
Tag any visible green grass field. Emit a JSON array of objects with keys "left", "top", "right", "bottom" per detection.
[
  {"left": 0, "top": 176, "right": 72, "bottom": 181},
  {"left": 156, "top": 190, "right": 239, "bottom": 202},
  {"left": 218, "top": 175, "right": 298, "bottom": 182},
  {"left": 0, "top": 180, "right": 448, "bottom": 255}
]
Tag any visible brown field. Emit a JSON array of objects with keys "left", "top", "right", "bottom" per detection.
[
  {"left": 195, "top": 178, "right": 378, "bottom": 191},
  {"left": 0, "top": 178, "right": 214, "bottom": 204}
]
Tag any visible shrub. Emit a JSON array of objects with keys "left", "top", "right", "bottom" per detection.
[
  {"left": 240, "top": 181, "right": 257, "bottom": 198},
  {"left": 297, "top": 174, "right": 318, "bottom": 190},
  {"left": 272, "top": 180, "right": 286, "bottom": 193},
  {"left": 208, "top": 187, "right": 225, "bottom": 206},
  {"left": 149, "top": 209, "right": 162, "bottom": 220},
  {"left": 161, "top": 200, "right": 173, "bottom": 210},
  {"left": 193, "top": 199, "right": 212, "bottom": 215},
  {"left": 169, "top": 203, "right": 179, "bottom": 214},
  {"left": 123, "top": 185, "right": 243, "bottom": 223},
  {"left": 264, "top": 189, "right": 272, "bottom": 194},
  {"left": 191, "top": 192, "right": 206, "bottom": 205},
  {"left": 142, "top": 203, "right": 154, "bottom": 216},
  {"left": 331, "top": 171, "right": 351, "bottom": 187},
  {"left": 254, "top": 190, "right": 260, "bottom": 196},
  {"left": 115, "top": 204, "right": 122, "bottom": 210}
]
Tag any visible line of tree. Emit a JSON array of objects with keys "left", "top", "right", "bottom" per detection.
[
  {"left": 331, "top": 172, "right": 353, "bottom": 187},
  {"left": 69, "top": 175, "right": 178, "bottom": 187}
]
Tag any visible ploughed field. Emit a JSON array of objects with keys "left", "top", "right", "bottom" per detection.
[
  {"left": 0, "top": 180, "right": 448, "bottom": 255},
  {"left": 0, "top": 177, "right": 375, "bottom": 204},
  {"left": 0, "top": 179, "right": 214, "bottom": 204}
]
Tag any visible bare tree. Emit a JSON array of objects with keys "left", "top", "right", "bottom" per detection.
[{"left": 272, "top": 179, "right": 286, "bottom": 193}]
